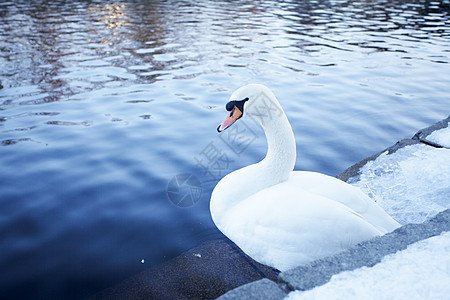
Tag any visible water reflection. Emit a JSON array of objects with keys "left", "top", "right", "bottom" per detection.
[
  {"left": 0, "top": 0, "right": 449, "bottom": 299},
  {"left": 2, "top": 0, "right": 448, "bottom": 108}
]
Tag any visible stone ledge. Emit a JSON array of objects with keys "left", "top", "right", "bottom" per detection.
[{"left": 279, "top": 209, "right": 450, "bottom": 292}]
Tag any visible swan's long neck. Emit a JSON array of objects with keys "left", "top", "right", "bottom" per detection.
[
  {"left": 260, "top": 111, "right": 296, "bottom": 183},
  {"left": 211, "top": 104, "right": 296, "bottom": 223}
]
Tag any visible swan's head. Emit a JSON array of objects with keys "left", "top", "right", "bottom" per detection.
[{"left": 217, "top": 84, "right": 283, "bottom": 132}]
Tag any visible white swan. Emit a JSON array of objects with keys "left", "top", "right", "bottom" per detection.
[{"left": 210, "top": 84, "right": 400, "bottom": 272}]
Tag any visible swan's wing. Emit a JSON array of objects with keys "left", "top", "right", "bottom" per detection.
[
  {"left": 289, "top": 171, "right": 400, "bottom": 233},
  {"left": 221, "top": 183, "right": 381, "bottom": 271}
]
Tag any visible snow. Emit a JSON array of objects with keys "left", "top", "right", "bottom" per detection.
[
  {"left": 427, "top": 126, "right": 450, "bottom": 148},
  {"left": 349, "top": 144, "right": 450, "bottom": 224},
  {"left": 285, "top": 231, "right": 450, "bottom": 300}
]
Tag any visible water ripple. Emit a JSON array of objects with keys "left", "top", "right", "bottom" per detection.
[{"left": 0, "top": 0, "right": 449, "bottom": 299}]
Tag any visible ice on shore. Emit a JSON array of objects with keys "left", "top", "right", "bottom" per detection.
[
  {"left": 286, "top": 231, "right": 450, "bottom": 300},
  {"left": 349, "top": 143, "right": 450, "bottom": 225}
]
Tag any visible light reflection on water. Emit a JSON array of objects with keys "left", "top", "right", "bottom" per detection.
[{"left": 0, "top": 0, "right": 449, "bottom": 298}]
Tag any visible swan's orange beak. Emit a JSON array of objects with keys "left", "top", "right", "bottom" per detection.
[{"left": 217, "top": 106, "right": 243, "bottom": 132}]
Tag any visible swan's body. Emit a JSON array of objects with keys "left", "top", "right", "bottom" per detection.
[{"left": 210, "top": 84, "right": 400, "bottom": 271}]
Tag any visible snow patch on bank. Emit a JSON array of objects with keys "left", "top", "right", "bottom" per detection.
[{"left": 350, "top": 144, "right": 450, "bottom": 225}]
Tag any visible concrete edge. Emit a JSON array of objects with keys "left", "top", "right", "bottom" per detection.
[
  {"left": 413, "top": 114, "right": 450, "bottom": 148},
  {"left": 278, "top": 209, "right": 450, "bottom": 292}
]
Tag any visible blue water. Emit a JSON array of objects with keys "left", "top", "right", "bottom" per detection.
[{"left": 0, "top": 0, "right": 449, "bottom": 298}]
